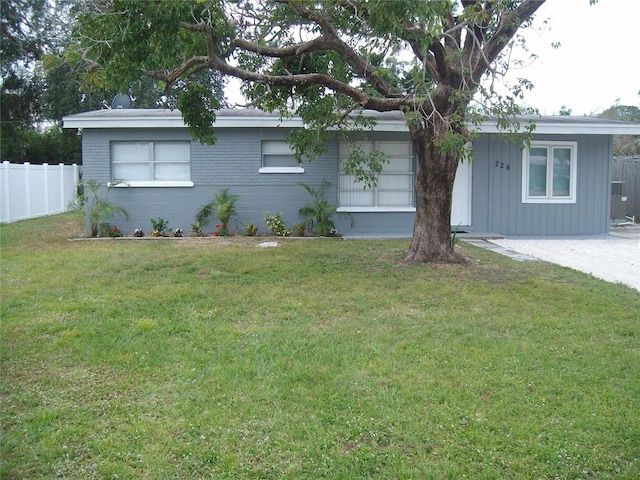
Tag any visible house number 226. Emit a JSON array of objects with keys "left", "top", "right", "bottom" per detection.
[{"left": 495, "top": 161, "right": 511, "bottom": 170}]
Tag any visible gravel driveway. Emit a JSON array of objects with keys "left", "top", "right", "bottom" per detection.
[{"left": 489, "top": 226, "right": 640, "bottom": 292}]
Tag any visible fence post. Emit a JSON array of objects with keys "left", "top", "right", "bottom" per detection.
[
  {"left": 1, "top": 161, "right": 10, "bottom": 222},
  {"left": 43, "top": 163, "right": 50, "bottom": 215},
  {"left": 59, "top": 163, "right": 65, "bottom": 213},
  {"left": 72, "top": 163, "right": 80, "bottom": 209},
  {"left": 24, "top": 162, "right": 32, "bottom": 218}
]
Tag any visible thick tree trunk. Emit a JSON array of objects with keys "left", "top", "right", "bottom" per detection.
[{"left": 404, "top": 125, "right": 471, "bottom": 265}]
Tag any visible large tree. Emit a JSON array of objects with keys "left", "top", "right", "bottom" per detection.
[{"left": 76, "top": 0, "right": 547, "bottom": 263}]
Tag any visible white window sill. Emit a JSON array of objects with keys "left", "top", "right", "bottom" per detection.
[
  {"left": 109, "top": 181, "right": 194, "bottom": 188},
  {"left": 337, "top": 207, "right": 416, "bottom": 213},
  {"left": 522, "top": 197, "right": 576, "bottom": 204},
  {"left": 258, "top": 167, "right": 305, "bottom": 174}
]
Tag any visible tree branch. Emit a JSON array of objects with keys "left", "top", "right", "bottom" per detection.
[
  {"left": 231, "top": 37, "right": 328, "bottom": 57},
  {"left": 208, "top": 54, "right": 408, "bottom": 112},
  {"left": 277, "top": 0, "right": 402, "bottom": 99},
  {"left": 472, "top": 0, "right": 546, "bottom": 82}
]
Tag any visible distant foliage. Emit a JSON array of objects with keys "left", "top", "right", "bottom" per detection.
[{"left": 598, "top": 104, "right": 640, "bottom": 156}]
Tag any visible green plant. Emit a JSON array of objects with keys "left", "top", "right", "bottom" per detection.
[
  {"left": 244, "top": 221, "right": 258, "bottom": 236},
  {"left": 451, "top": 222, "right": 462, "bottom": 248},
  {"left": 190, "top": 221, "right": 204, "bottom": 237},
  {"left": 212, "top": 224, "right": 227, "bottom": 236},
  {"left": 150, "top": 217, "right": 170, "bottom": 237},
  {"left": 107, "top": 224, "right": 124, "bottom": 237},
  {"left": 82, "top": 180, "right": 129, "bottom": 237},
  {"left": 264, "top": 212, "right": 292, "bottom": 237},
  {"left": 298, "top": 180, "right": 354, "bottom": 236},
  {"left": 195, "top": 187, "right": 239, "bottom": 235},
  {"left": 293, "top": 222, "right": 307, "bottom": 237}
]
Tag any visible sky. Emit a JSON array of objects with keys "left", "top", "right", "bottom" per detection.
[{"left": 504, "top": 0, "right": 640, "bottom": 115}]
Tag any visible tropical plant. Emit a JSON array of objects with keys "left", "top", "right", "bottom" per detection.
[
  {"left": 150, "top": 217, "right": 170, "bottom": 237},
  {"left": 190, "top": 221, "right": 204, "bottom": 237},
  {"left": 298, "top": 180, "right": 353, "bottom": 237},
  {"left": 195, "top": 188, "right": 239, "bottom": 235},
  {"left": 293, "top": 222, "right": 307, "bottom": 237},
  {"left": 82, "top": 180, "right": 129, "bottom": 237},
  {"left": 244, "top": 221, "right": 258, "bottom": 236}
]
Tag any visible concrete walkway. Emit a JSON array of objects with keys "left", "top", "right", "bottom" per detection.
[
  {"left": 483, "top": 225, "right": 640, "bottom": 291},
  {"left": 463, "top": 239, "right": 540, "bottom": 262}
]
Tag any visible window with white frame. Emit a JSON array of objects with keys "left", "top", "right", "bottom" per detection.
[
  {"left": 259, "top": 141, "right": 304, "bottom": 173},
  {"left": 338, "top": 141, "right": 414, "bottom": 210},
  {"left": 111, "top": 141, "right": 192, "bottom": 186},
  {"left": 522, "top": 141, "right": 577, "bottom": 203}
]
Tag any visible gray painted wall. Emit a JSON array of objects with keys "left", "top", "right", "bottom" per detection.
[
  {"left": 471, "top": 133, "right": 612, "bottom": 235},
  {"left": 81, "top": 126, "right": 613, "bottom": 236},
  {"left": 82, "top": 127, "right": 341, "bottom": 235}
]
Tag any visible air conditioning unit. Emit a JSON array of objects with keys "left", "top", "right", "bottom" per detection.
[{"left": 611, "top": 181, "right": 628, "bottom": 220}]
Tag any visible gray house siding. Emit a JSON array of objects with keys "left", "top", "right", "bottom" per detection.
[
  {"left": 471, "top": 133, "right": 612, "bottom": 235},
  {"left": 80, "top": 122, "right": 614, "bottom": 237},
  {"left": 82, "top": 127, "right": 344, "bottom": 234}
]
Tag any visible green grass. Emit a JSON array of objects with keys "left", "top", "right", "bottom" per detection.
[{"left": 2, "top": 212, "right": 639, "bottom": 479}]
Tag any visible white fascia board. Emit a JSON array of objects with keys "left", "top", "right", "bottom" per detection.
[
  {"left": 212, "top": 116, "right": 304, "bottom": 129},
  {"left": 63, "top": 112, "right": 185, "bottom": 129},
  {"left": 63, "top": 109, "right": 640, "bottom": 136},
  {"left": 63, "top": 118, "right": 187, "bottom": 129},
  {"left": 62, "top": 110, "right": 303, "bottom": 129},
  {"left": 476, "top": 119, "right": 640, "bottom": 136}
]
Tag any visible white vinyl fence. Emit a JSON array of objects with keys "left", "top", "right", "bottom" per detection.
[{"left": 0, "top": 161, "right": 81, "bottom": 223}]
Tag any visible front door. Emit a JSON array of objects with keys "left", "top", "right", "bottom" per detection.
[{"left": 451, "top": 160, "right": 471, "bottom": 226}]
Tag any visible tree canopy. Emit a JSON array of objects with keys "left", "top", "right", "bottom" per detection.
[
  {"left": 0, "top": 0, "right": 226, "bottom": 163},
  {"left": 74, "top": 0, "right": 550, "bottom": 263}
]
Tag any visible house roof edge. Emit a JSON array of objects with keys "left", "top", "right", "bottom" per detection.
[{"left": 62, "top": 108, "right": 640, "bottom": 135}]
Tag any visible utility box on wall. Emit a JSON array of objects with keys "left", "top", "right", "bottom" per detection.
[{"left": 611, "top": 181, "right": 628, "bottom": 220}]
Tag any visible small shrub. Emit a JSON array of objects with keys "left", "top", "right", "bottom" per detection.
[
  {"left": 108, "top": 225, "right": 124, "bottom": 237},
  {"left": 190, "top": 221, "right": 204, "bottom": 237},
  {"left": 150, "top": 217, "right": 170, "bottom": 237},
  {"left": 294, "top": 222, "right": 307, "bottom": 237},
  {"left": 244, "top": 222, "right": 258, "bottom": 236},
  {"left": 212, "top": 224, "right": 228, "bottom": 236},
  {"left": 264, "top": 213, "right": 292, "bottom": 237},
  {"left": 99, "top": 222, "right": 123, "bottom": 237}
]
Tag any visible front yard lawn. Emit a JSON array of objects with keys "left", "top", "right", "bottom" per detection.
[{"left": 2, "top": 213, "right": 639, "bottom": 479}]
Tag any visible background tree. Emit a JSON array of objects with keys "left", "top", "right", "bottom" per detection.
[
  {"left": 597, "top": 102, "right": 640, "bottom": 156},
  {"left": 1, "top": 0, "right": 87, "bottom": 163},
  {"left": 1, "top": 0, "right": 49, "bottom": 160},
  {"left": 75, "top": 0, "right": 548, "bottom": 263},
  {"left": 1, "top": 0, "right": 226, "bottom": 164}
]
